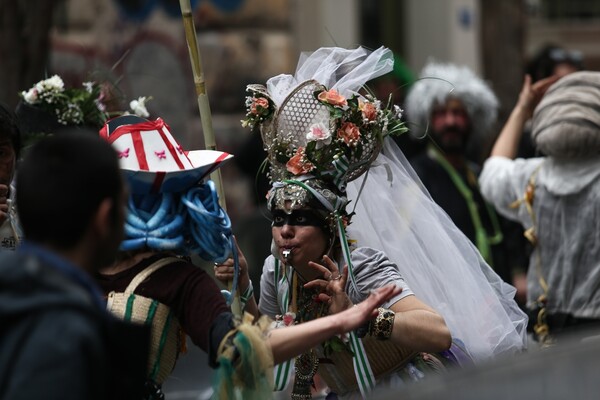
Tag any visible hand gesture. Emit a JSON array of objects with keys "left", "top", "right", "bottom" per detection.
[
  {"left": 517, "top": 74, "right": 561, "bottom": 120},
  {"left": 304, "top": 255, "right": 353, "bottom": 314}
]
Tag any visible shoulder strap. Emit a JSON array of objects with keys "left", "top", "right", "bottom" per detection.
[{"left": 124, "top": 257, "right": 182, "bottom": 294}]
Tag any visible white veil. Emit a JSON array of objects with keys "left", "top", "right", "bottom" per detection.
[
  {"left": 266, "top": 46, "right": 393, "bottom": 106},
  {"left": 346, "top": 138, "right": 528, "bottom": 362}
]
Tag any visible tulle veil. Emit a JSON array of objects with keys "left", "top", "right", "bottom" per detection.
[{"left": 346, "top": 138, "right": 528, "bottom": 361}]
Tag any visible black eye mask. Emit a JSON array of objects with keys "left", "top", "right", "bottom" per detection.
[{"left": 271, "top": 210, "right": 325, "bottom": 227}]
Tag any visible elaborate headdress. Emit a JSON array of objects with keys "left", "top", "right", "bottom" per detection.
[
  {"left": 243, "top": 46, "right": 407, "bottom": 288},
  {"left": 245, "top": 47, "right": 406, "bottom": 191},
  {"left": 404, "top": 61, "right": 499, "bottom": 148}
]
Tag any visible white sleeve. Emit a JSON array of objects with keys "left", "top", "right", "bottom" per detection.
[{"left": 479, "top": 156, "right": 544, "bottom": 222}]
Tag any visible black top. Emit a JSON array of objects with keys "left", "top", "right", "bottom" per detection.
[
  {"left": 0, "top": 251, "right": 149, "bottom": 400},
  {"left": 410, "top": 152, "right": 526, "bottom": 283}
]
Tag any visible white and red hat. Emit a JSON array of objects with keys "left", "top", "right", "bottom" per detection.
[{"left": 100, "top": 115, "right": 232, "bottom": 194}]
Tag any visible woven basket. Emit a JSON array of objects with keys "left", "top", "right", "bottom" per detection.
[
  {"left": 316, "top": 337, "right": 418, "bottom": 395},
  {"left": 106, "top": 257, "right": 182, "bottom": 384}
]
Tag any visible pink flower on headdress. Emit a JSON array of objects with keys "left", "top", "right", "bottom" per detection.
[
  {"left": 286, "top": 147, "right": 315, "bottom": 175},
  {"left": 360, "top": 101, "right": 378, "bottom": 121},
  {"left": 250, "top": 97, "right": 270, "bottom": 115},
  {"left": 155, "top": 150, "right": 166, "bottom": 159},
  {"left": 318, "top": 89, "right": 347, "bottom": 107},
  {"left": 337, "top": 122, "right": 361, "bottom": 146},
  {"left": 306, "top": 122, "right": 332, "bottom": 149}
]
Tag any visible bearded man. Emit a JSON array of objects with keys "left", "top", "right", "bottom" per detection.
[{"left": 405, "top": 62, "right": 525, "bottom": 292}]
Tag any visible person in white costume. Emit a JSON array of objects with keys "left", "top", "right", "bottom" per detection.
[{"left": 479, "top": 71, "right": 600, "bottom": 345}]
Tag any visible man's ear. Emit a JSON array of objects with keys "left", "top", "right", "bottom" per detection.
[{"left": 92, "top": 198, "right": 114, "bottom": 238}]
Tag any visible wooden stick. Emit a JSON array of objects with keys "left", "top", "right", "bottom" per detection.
[
  {"left": 179, "top": 0, "right": 226, "bottom": 211},
  {"left": 179, "top": 0, "right": 241, "bottom": 316}
]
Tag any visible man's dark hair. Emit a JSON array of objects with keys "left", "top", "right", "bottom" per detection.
[
  {"left": 527, "top": 44, "right": 584, "bottom": 82},
  {"left": 16, "top": 132, "right": 123, "bottom": 249},
  {"left": 0, "top": 102, "right": 22, "bottom": 159}
]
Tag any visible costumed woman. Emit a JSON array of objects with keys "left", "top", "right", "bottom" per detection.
[
  {"left": 215, "top": 46, "right": 528, "bottom": 399},
  {"left": 96, "top": 114, "right": 404, "bottom": 400}
]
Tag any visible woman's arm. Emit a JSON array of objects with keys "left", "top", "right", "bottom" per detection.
[
  {"left": 387, "top": 295, "right": 451, "bottom": 352},
  {"left": 305, "top": 256, "right": 451, "bottom": 353},
  {"left": 267, "top": 284, "right": 402, "bottom": 365}
]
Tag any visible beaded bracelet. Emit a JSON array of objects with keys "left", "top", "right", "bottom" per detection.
[
  {"left": 240, "top": 281, "right": 254, "bottom": 310},
  {"left": 370, "top": 307, "right": 395, "bottom": 340}
]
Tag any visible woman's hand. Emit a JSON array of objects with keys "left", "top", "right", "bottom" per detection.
[{"left": 304, "top": 255, "right": 353, "bottom": 314}]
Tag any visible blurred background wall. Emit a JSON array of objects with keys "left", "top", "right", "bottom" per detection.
[{"left": 1, "top": 0, "right": 599, "bottom": 256}]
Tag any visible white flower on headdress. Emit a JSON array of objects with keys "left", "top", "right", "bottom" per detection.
[
  {"left": 82, "top": 81, "right": 95, "bottom": 93},
  {"left": 393, "top": 105, "right": 404, "bottom": 120},
  {"left": 24, "top": 75, "right": 65, "bottom": 105},
  {"left": 36, "top": 75, "right": 65, "bottom": 93},
  {"left": 130, "top": 96, "right": 150, "bottom": 118},
  {"left": 306, "top": 122, "right": 332, "bottom": 149},
  {"left": 21, "top": 88, "right": 39, "bottom": 104},
  {"left": 38, "top": 75, "right": 65, "bottom": 92}
]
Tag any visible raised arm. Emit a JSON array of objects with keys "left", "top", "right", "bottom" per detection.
[
  {"left": 491, "top": 74, "right": 559, "bottom": 159},
  {"left": 267, "top": 284, "right": 402, "bottom": 364}
]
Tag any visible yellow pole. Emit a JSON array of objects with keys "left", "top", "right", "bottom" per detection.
[
  {"left": 179, "top": 0, "right": 241, "bottom": 316},
  {"left": 179, "top": 0, "right": 226, "bottom": 211}
]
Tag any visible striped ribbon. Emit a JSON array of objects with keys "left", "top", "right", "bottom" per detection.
[
  {"left": 322, "top": 155, "right": 350, "bottom": 192},
  {"left": 272, "top": 259, "right": 375, "bottom": 398},
  {"left": 273, "top": 258, "right": 294, "bottom": 391}
]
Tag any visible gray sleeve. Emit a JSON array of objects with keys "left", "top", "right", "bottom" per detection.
[
  {"left": 258, "top": 255, "right": 281, "bottom": 318},
  {"left": 346, "top": 247, "right": 413, "bottom": 309}
]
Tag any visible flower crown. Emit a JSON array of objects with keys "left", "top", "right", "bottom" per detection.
[
  {"left": 242, "top": 79, "right": 407, "bottom": 192},
  {"left": 20, "top": 75, "right": 151, "bottom": 128}
]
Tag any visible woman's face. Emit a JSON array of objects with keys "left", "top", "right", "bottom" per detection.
[{"left": 271, "top": 209, "right": 329, "bottom": 277}]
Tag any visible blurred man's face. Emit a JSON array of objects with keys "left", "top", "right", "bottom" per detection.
[
  {"left": 0, "top": 137, "right": 16, "bottom": 186},
  {"left": 430, "top": 98, "right": 471, "bottom": 154},
  {"left": 93, "top": 179, "right": 128, "bottom": 270}
]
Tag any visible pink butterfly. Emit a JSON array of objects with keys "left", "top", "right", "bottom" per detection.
[
  {"left": 118, "top": 148, "right": 130, "bottom": 159},
  {"left": 155, "top": 150, "right": 167, "bottom": 159}
]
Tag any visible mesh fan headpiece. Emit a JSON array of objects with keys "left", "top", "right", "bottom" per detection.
[
  {"left": 254, "top": 80, "right": 382, "bottom": 186},
  {"left": 242, "top": 47, "right": 406, "bottom": 216}
]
